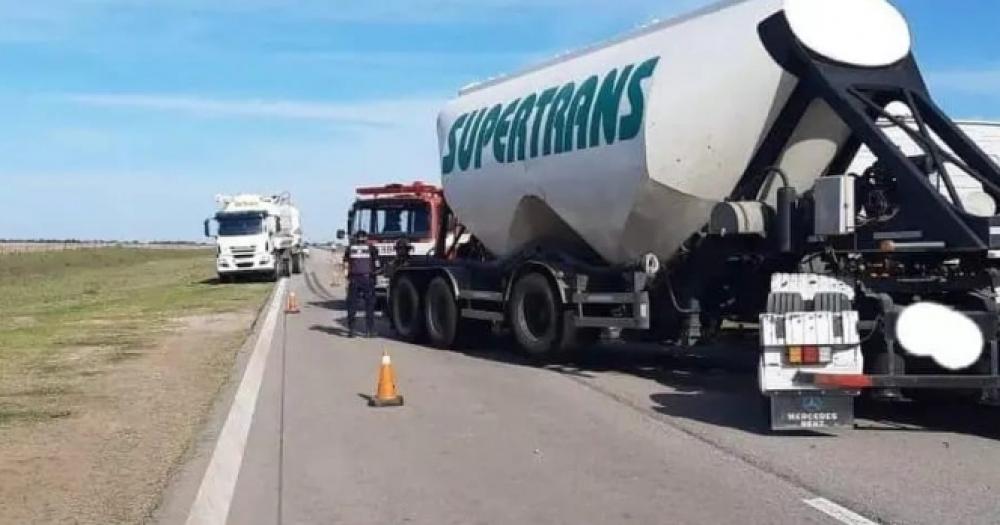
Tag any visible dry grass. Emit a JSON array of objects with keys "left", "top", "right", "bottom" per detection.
[
  {"left": 0, "top": 247, "right": 267, "bottom": 380},
  {"left": 0, "top": 248, "right": 271, "bottom": 523}
]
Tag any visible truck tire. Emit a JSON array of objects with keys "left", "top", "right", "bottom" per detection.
[
  {"left": 510, "top": 272, "right": 566, "bottom": 359},
  {"left": 424, "top": 277, "right": 459, "bottom": 349},
  {"left": 392, "top": 275, "right": 425, "bottom": 342},
  {"left": 282, "top": 256, "right": 292, "bottom": 277},
  {"left": 291, "top": 253, "right": 302, "bottom": 274}
]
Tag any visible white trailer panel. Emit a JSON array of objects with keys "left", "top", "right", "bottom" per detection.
[{"left": 438, "top": 0, "right": 911, "bottom": 264}]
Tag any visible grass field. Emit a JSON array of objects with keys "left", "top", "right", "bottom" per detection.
[
  {"left": 0, "top": 247, "right": 271, "bottom": 423},
  {"left": 0, "top": 247, "right": 274, "bottom": 523}
]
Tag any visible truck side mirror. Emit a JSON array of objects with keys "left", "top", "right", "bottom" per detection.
[
  {"left": 203, "top": 219, "right": 213, "bottom": 238},
  {"left": 336, "top": 229, "right": 346, "bottom": 240}
]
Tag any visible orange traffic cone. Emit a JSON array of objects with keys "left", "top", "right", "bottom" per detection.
[
  {"left": 369, "top": 351, "right": 404, "bottom": 407},
  {"left": 285, "top": 291, "right": 300, "bottom": 314}
]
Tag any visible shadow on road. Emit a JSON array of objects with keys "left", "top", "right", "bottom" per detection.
[
  {"left": 309, "top": 313, "right": 391, "bottom": 339},
  {"left": 435, "top": 334, "right": 778, "bottom": 434},
  {"left": 303, "top": 271, "right": 337, "bottom": 300},
  {"left": 306, "top": 270, "right": 1000, "bottom": 439},
  {"left": 852, "top": 398, "right": 1000, "bottom": 439},
  {"left": 569, "top": 342, "right": 788, "bottom": 436},
  {"left": 308, "top": 299, "right": 347, "bottom": 311},
  {"left": 309, "top": 324, "right": 353, "bottom": 337},
  {"left": 423, "top": 333, "right": 1000, "bottom": 439}
]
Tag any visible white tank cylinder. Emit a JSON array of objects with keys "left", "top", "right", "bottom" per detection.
[{"left": 437, "top": 0, "right": 912, "bottom": 265}]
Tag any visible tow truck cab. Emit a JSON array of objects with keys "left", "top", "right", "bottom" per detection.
[{"left": 345, "top": 182, "right": 445, "bottom": 298}]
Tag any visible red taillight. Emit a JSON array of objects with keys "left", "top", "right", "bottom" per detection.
[
  {"left": 812, "top": 374, "right": 873, "bottom": 389},
  {"left": 786, "top": 345, "right": 833, "bottom": 366}
]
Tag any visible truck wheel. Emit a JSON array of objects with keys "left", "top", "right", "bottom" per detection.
[
  {"left": 392, "top": 275, "right": 425, "bottom": 342},
  {"left": 510, "top": 273, "right": 566, "bottom": 359},
  {"left": 291, "top": 254, "right": 302, "bottom": 274},
  {"left": 282, "top": 257, "right": 292, "bottom": 277},
  {"left": 424, "top": 277, "right": 459, "bottom": 349}
]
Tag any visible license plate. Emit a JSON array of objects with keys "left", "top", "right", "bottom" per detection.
[{"left": 770, "top": 392, "right": 854, "bottom": 430}]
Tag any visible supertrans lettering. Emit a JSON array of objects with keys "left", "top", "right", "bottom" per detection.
[{"left": 441, "top": 56, "right": 660, "bottom": 175}]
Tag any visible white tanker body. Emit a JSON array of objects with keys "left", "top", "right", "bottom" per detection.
[
  {"left": 439, "top": 0, "right": 908, "bottom": 265},
  {"left": 392, "top": 0, "right": 1000, "bottom": 431},
  {"left": 439, "top": 0, "right": 785, "bottom": 265}
]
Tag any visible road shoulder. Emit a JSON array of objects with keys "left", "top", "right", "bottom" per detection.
[{"left": 153, "top": 282, "right": 283, "bottom": 525}]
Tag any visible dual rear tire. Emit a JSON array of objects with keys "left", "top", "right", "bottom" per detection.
[
  {"left": 509, "top": 273, "right": 588, "bottom": 360},
  {"left": 391, "top": 275, "right": 424, "bottom": 342},
  {"left": 509, "top": 273, "right": 562, "bottom": 358},
  {"left": 390, "top": 271, "right": 587, "bottom": 359},
  {"left": 424, "top": 277, "right": 462, "bottom": 348},
  {"left": 391, "top": 274, "right": 469, "bottom": 348}
]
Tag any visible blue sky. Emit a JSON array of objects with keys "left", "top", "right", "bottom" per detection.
[{"left": 0, "top": 0, "right": 998, "bottom": 241}]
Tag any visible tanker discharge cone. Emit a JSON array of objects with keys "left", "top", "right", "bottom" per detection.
[{"left": 370, "top": 351, "right": 403, "bottom": 407}]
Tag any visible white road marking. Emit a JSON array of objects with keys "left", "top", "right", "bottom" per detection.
[
  {"left": 185, "top": 279, "right": 288, "bottom": 525},
  {"left": 804, "top": 497, "right": 878, "bottom": 525}
]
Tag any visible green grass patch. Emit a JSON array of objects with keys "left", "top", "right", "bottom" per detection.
[
  {"left": 0, "top": 407, "right": 72, "bottom": 425},
  {"left": 0, "top": 248, "right": 271, "bottom": 402}
]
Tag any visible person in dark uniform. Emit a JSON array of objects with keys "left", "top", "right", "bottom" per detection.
[{"left": 343, "top": 230, "right": 379, "bottom": 337}]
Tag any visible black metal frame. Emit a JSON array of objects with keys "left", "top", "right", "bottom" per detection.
[
  {"left": 795, "top": 371, "right": 1000, "bottom": 389},
  {"left": 738, "top": 13, "right": 1000, "bottom": 253},
  {"left": 729, "top": 13, "right": 1000, "bottom": 394}
]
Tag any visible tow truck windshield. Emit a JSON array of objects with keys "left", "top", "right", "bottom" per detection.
[{"left": 351, "top": 201, "right": 430, "bottom": 239}]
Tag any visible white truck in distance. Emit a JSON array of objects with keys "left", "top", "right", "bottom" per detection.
[
  {"left": 204, "top": 193, "right": 304, "bottom": 282},
  {"left": 387, "top": 0, "right": 1000, "bottom": 432}
]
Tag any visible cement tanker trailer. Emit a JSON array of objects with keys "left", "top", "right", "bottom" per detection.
[{"left": 388, "top": 0, "right": 1000, "bottom": 431}]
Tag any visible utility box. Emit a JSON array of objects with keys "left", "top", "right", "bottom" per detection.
[
  {"left": 709, "top": 201, "right": 770, "bottom": 237},
  {"left": 814, "top": 176, "right": 855, "bottom": 236}
]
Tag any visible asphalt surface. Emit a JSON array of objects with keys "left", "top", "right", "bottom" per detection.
[{"left": 190, "top": 249, "right": 1000, "bottom": 525}]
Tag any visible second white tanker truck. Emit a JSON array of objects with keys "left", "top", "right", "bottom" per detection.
[{"left": 386, "top": 0, "right": 1000, "bottom": 430}]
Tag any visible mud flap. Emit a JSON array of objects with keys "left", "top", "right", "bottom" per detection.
[{"left": 769, "top": 391, "right": 855, "bottom": 430}]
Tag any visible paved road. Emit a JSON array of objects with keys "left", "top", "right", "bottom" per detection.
[{"left": 195, "top": 250, "right": 1000, "bottom": 524}]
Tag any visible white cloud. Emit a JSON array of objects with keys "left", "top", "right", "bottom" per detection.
[
  {"left": 264, "top": 0, "right": 701, "bottom": 23},
  {"left": 57, "top": 93, "right": 444, "bottom": 125},
  {"left": 0, "top": 0, "right": 698, "bottom": 19},
  {"left": 927, "top": 67, "right": 1000, "bottom": 96},
  {"left": 2, "top": 94, "right": 446, "bottom": 240},
  {"left": 273, "top": 49, "right": 540, "bottom": 68},
  {"left": 0, "top": 0, "right": 715, "bottom": 38}
]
